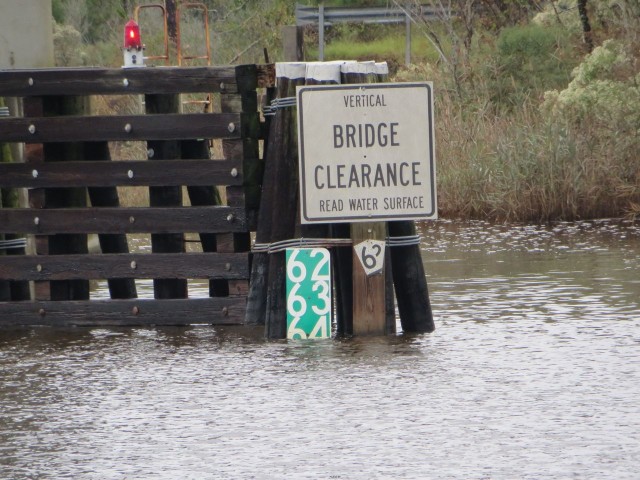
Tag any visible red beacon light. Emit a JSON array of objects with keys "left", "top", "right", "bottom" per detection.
[
  {"left": 124, "top": 20, "right": 142, "bottom": 49},
  {"left": 122, "top": 19, "right": 145, "bottom": 68}
]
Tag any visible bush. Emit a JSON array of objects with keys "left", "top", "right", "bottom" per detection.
[
  {"left": 541, "top": 39, "right": 640, "bottom": 219},
  {"left": 484, "top": 24, "right": 577, "bottom": 107}
]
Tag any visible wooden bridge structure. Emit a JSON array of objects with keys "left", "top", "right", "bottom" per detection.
[{"left": 0, "top": 65, "right": 274, "bottom": 327}]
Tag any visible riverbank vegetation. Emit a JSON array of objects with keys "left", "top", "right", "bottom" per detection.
[{"left": 50, "top": 0, "right": 639, "bottom": 222}]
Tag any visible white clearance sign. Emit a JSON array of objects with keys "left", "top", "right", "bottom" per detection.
[{"left": 296, "top": 82, "right": 436, "bottom": 224}]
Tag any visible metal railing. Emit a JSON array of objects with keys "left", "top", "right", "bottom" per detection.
[
  {"left": 295, "top": 3, "right": 450, "bottom": 64},
  {"left": 296, "top": 4, "right": 444, "bottom": 26}
]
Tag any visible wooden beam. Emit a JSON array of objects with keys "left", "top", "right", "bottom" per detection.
[
  {"left": 0, "top": 252, "right": 249, "bottom": 281},
  {"left": 0, "top": 113, "right": 243, "bottom": 143},
  {"left": 0, "top": 158, "right": 244, "bottom": 188},
  {"left": 0, "top": 67, "right": 241, "bottom": 97},
  {"left": 0, "top": 206, "right": 247, "bottom": 234},
  {"left": 0, "top": 297, "right": 246, "bottom": 326}
]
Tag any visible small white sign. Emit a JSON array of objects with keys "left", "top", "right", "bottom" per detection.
[
  {"left": 354, "top": 240, "right": 386, "bottom": 276},
  {"left": 297, "top": 82, "right": 436, "bottom": 224}
]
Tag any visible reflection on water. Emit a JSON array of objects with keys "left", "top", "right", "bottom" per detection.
[{"left": 1, "top": 220, "right": 639, "bottom": 479}]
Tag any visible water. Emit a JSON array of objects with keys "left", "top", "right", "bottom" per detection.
[{"left": 1, "top": 220, "right": 639, "bottom": 479}]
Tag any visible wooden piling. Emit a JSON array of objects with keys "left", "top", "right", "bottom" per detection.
[
  {"left": 374, "top": 62, "right": 399, "bottom": 335},
  {"left": 0, "top": 187, "right": 8, "bottom": 302},
  {"left": 0, "top": 98, "right": 11, "bottom": 301},
  {"left": 219, "top": 64, "right": 261, "bottom": 299},
  {"left": 301, "top": 62, "right": 353, "bottom": 334},
  {"left": 145, "top": 93, "right": 188, "bottom": 299},
  {"left": 83, "top": 139, "right": 137, "bottom": 299},
  {"left": 376, "top": 62, "right": 435, "bottom": 334},
  {"left": 245, "top": 64, "right": 303, "bottom": 325},
  {"left": 388, "top": 221, "right": 435, "bottom": 332},
  {"left": 340, "top": 61, "right": 392, "bottom": 336},
  {"left": 181, "top": 138, "right": 224, "bottom": 297},
  {"left": 42, "top": 96, "right": 91, "bottom": 301},
  {"left": 264, "top": 63, "right": 307, "bottom": 338}
]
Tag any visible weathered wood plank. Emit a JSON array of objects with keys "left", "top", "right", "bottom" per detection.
[
  {"left": 0, "top": 206, "right": 247, "bottom": 234},
  {"left": 0, "top": 297, "right": 246, "bottom": 326},
  {"left": 0, "top": 67, "right": 240, "bottom": 97},
  {"left": 0, "top": 252, "right": 249, "bottom": 281},
  {"left": 0, "top": 113, "right": 242, "bottom": 143},
  {"left": 0, "top": 159, "right": 244, "bottom": 188}
]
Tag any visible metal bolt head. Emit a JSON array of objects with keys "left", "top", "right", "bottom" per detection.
[
  {"left": 227, "top": 122, "right": 235, "bottom": 133},
  {"left": 230, "top": 168, "right": 238, "bottom": 178},
  {"left": 124, "top": 123, "right": 132, "bottom": 133},
  {"left": 28, "top": 124, "right": 36, "bottom": 134},
  {"left": 123, "top": 78, "right": 129, "bottom": 87},
  {"left": 28, "top": 78, "right": 34, "bottom": 86},
  {"left": 226, "top": 213, "right": 235, "bottom": 222},
  {"left": 34, "top": 217, "right": 40, "bottom": 225},
  {"left": 220, "top": 82, "right": 225, "bottom": 91},
  {"left": 129, "top": 216, "right": 135, "bottom": 224},
  {"left": 222, "top": 307, "right": 229, "bottom": 316},
  {"left": 130, "top": 261, "right": 137, "bottom": 269},
  {"left": 132, "top": 306, "right": 139, "bottom": 315},
  {"left": 36, "top": 264, "right": 42, "bottom": 272},
  {"left": 32, "top": 169, "right": 38, "bottom": 178},
  {"left": 147, "top": 148, "right": 154, "bottom": 158},
  {"left": 38, "top": 308, "right": 46, "bottom": 317},
  {"left": 127, "top": 170, "right": 134, "bottom": 179},
  {"left": 225, "top": 263, "right": 231, "bottom": 271}
]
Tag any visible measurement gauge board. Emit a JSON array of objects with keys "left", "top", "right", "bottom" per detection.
[{"left": 286, "top": 248, "right": 332, "bottom": 339}]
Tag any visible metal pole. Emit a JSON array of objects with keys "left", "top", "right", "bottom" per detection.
[
  {"left": 318, "top": 3, "right": 325, "bottom": 61},
  {"left": 405, "top": 13, "right": 411, "bottom": 65}
]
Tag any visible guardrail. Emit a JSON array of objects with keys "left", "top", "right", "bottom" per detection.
[
  {"left": 296, "top": 4, "right": 444, "bottom": 25},
  {"left": 295, "top": 3, "right": 449, "bottom": 63}
]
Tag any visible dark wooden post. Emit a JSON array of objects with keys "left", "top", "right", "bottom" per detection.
[
  {"left": 182, "top": 138, "right": 222, "bottom": 292},
  {"left": 264, "top": 63, "right": 307, "bottom": 338},
  {"left": 145, "top": 93, "right": 188, "bottom": 299},
  {"left": 388, "top": 221, "right": 435, "bottom": 332},
  {"left": 376, "top": 62, "right": 435, "bottom": 334},
  {"left": 42, "top": 96, "right": 91, "bottom": 301},
  {"left": 245, "top": 64, "right": 303, "bottom": 326},
  {"left": 218, "top": 65, "right": 261, "bottom": 298},
  {"left": 84, "top": 139, "right": 137, "bottom": 299},
  {"left": 0, "top": 98, "right": 12, "bottom": 301},
  {"left": 0, "top": 181, "right": 8, "bottom": 301},
  {"left": 331, "top": 62, "right": 360, "bottom": 335},
  {"left": 301, "top": 62, "right": 350, "bottom": 333}
]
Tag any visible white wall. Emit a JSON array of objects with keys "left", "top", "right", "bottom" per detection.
[{"left": 0, "top": 0, "right": 54, "bottom": 69}]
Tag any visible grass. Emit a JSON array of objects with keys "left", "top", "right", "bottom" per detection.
[{"left": 316, "top": 31, "right": 439, "bottom": 68}]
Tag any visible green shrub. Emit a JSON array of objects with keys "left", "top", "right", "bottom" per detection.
[{"left": 484, "top": 24, "right": 577, "bottom": 107}]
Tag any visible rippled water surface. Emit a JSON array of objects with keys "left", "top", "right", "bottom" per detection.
[{"left": 1, "top": 220, "right": 639, "bottom": 479}]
